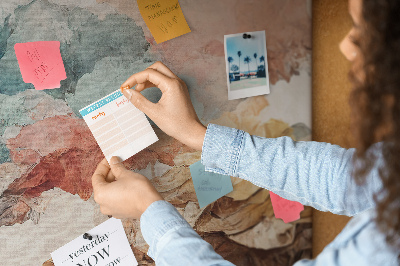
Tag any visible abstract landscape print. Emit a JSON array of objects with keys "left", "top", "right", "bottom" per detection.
[{"left": 0, "top": 0, "right": 312, "bottom": 265}]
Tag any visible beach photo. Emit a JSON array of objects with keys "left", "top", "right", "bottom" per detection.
[{"left": 224, "top": 30, "right": 270, "bottom": 100}]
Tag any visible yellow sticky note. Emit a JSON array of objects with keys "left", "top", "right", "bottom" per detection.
[{"left": 137, "top": 0, "right": 191, "bottom": 43}]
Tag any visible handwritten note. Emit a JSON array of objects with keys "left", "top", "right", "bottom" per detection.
[
  {"left": 79, "top": 89, "right": 158, "bottom": 162},
  {"left": 51, "top": 218, "right": 137, "bottom": 266},
  {"left": 270, "top": 192, "right": 304, "bottom": 223},
  {"left": 14, "top": 41, "right": 67, "bottom": 90},
  {"left": 189, "top": 161, "right": 233, "bottom": 208},
  {"left": 137, "top": 0, "right": 191, "bottom": 43}
]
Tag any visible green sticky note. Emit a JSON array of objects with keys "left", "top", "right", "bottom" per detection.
[{"left": 189, "top": 161, "right": 233, "bottom": 208}]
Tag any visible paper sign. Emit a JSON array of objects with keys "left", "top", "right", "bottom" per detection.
[
  {"left": 270, "top": 192, "right": 304, "bottom": 223},
  {"left": 51, "top": 218, "right": 138, "bottom": 266},
  {"left": 189, "top": 161, "right": 233, "bottom": 208},
  {"left": 137, "top": 0, "right": 191, "bottom": 43},
  {"left": 79, "top": 90, "right": 158, "bottom": 162},
  {"left": 14, "top": 41, "right": 67, "bottom": 90}
]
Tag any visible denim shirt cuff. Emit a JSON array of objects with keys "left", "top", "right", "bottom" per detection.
[
  {"left": 140, "top": 200, "right": 192, "bottom": 260},
  {"left": 201, "top": 123, "right": 245, "bottom": 176}
]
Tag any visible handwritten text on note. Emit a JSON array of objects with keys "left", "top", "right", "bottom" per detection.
[
  {"left": 137, "top": 0, "right": 191, "bottom": 43},
  {"left": 14, "top": 41, "right": 67, "bottom": 90},
  {"left": 189, "top": 161, "right": 233, "bottom": 208}
]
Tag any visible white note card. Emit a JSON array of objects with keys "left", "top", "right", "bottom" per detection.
[
  {"left": 51, "top": 218, "right": 137, "bottom": 266},
  {"left": 79, "top": 89, "right": 158, "bottom": 162}
]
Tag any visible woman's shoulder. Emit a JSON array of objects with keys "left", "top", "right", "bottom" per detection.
[{"left": 322, "top": 209, "right": 399, "bottom": 265}]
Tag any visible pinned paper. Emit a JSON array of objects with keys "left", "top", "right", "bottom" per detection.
[
  {"left": 137, "top": 0, "right": 191, "bottom": 43},
  {"left": 14, "top": 41, "right": 67, "bottom": 90},
  {"left": 189, "top": 161, "right": 233, "bottom": 208},
  {"left": 270, "top": 192, "right": 304, "bottom": 223},
  {"left": 79, "top": 89, "right": 158, "bottom": 162},
  {"left": 51, "top": 218, "right": 138, "bottom": 266}
]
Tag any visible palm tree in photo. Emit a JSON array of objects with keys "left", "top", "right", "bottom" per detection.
[
  {"left": 253, "top": 53, "right": 258, "bottom": 74},
  {"left": 244, "top": 56, "right": 251, "bottom": 78},
  {"left": 260, "top": 55, "right": 266, "bottom": 77},
  {"left": 227, "top": 56, "right": 234, "bottom": 73},
  {"left": 237, "top": 51, "right": 242, "bottom": 77}
]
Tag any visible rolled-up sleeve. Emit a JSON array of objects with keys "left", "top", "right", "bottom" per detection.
[
  {"left": 201, "top": 124, "right": 383, "bottom": 216},
  {"left": 140, "top": 200, "right": 234, "bottom": 266}
]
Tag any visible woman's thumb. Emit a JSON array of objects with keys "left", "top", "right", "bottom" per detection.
[{"left": 109, "top": 156, "right": 127, "bottom": 178}]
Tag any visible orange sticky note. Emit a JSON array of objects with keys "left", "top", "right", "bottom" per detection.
[
  {"left": 270, "top": 192, "right": 304, "bottom": 223},
  {"left": 14, "top": 41, "right": 67, "bottom": 90},
  {"left": 137, "top": 0, "right": 191, "bottom": 43}
]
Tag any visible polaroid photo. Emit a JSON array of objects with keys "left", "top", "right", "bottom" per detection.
[{"left": 224, "top": 30, "right": 270, "bottom": 100}]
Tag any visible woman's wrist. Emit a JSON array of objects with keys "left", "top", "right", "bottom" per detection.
[
  {"left": 179, "top": 122, "right": 206, "bottom": 151},
  {"left": 192, "top": 123, "right": 207, "bottom": 151}
]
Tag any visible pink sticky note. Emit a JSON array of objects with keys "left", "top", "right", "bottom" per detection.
[
  {"left": 270, "top": 192, "right": 304, "bottom": 223},
  {"left": 14, "top": 41, "right": 67, "bottom": 90}
]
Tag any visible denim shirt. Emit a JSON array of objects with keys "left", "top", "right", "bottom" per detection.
[{"left": 140, "top": 124, "right": 399, "bottom": 265}]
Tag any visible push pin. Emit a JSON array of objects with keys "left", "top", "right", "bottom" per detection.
[
  {"left": 242, "top": 33, "right": 252, "bottom": 39},
  {"left": 120, "top": 85, "right": 130, "bottom": 92},
  {"left": 83, "top": 233, "right": 93, "bottom": 240}
]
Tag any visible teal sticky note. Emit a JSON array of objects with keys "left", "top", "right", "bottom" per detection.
[{"left": 189, "top": 161, "right": 233, "bottom": 208}]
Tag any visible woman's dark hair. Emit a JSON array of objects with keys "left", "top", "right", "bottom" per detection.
[{"left": 350, "top": 0, "right": 400, "bottom": 251}]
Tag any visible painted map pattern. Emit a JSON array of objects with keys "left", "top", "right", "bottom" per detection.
[{"left": 0, "top": 0, "right": 312, "bottom": 265}]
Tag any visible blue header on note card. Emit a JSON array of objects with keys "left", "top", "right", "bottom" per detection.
[{"left": 80, "top": 91, "right": 123, "bottom": 117}]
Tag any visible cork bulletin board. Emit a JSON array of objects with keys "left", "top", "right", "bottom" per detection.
[{"left": 0, "top": 0, "right": 312, "bottom": 265}]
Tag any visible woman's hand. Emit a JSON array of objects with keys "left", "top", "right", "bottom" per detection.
[
  {"left": 92, "top": 157, "right": 163, "bottom": 219},
  {"left": 120, "top": 61, "right": 206, "bottom": 151}
]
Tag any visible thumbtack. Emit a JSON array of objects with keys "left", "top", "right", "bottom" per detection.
[
  {"left": 242, "top": 33, "right": 252, "bottom": 39},
  {"left": 120, "top": 85, "right": 130, "bottom": 92},
  {"left": 83, "top": 233, "right": 93, "bottom": 240}
]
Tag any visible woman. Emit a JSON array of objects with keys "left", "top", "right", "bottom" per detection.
[{"left": 91, "top": 0, "right": 400, "bottom": 264}]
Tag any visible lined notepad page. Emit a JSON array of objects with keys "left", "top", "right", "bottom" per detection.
[{"left": 79, "top": 90, "right": 158, "bottom": 162}]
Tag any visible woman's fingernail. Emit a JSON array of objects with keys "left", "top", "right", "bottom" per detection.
[
  {"left": 110, "top": 156, "right": 122, "bottom": 165},
  {"left": 124, "top": 89, "right": 133, "bottom": 100}
]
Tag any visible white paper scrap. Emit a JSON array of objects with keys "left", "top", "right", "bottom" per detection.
[{"left": 51, "top": 218, "right": 138, "bottom": 266}]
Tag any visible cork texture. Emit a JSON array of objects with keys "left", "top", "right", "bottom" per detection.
[{"left": 312, "top": 0, "right": 353, "bottom": 257}]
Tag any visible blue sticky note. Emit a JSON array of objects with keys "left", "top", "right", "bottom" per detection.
[{"left": 189, "top": 161, "right": 233, "bottom": 208}]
